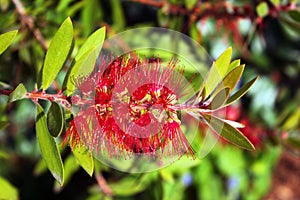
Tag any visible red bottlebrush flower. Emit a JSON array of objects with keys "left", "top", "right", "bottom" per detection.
[{"left": 64, "top": 54, "right": 195, "bottom": 158}]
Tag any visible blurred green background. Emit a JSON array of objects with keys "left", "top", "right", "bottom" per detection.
[{"left": 0, "top": 0, "right": 300, "bottom": 199}]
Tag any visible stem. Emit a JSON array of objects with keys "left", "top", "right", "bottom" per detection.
[
  {"left": 25, "top": 91, "right": 71, "bottom": 108},
  {"left": 95, "top": 173, "right": 113, "bottom": 196},
  {"left": 12, "top": 0, "right": 48, "bottom": 51}
]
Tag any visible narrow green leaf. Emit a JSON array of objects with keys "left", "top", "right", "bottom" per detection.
[
  {"left": 225, "top": 76, "right": 259, "bottom": 106},
  {"left": 111, "top": 0, "right": 125, "bottom": 30},
  {"left": 256, "top": 2, "right": 269, "bottom": 18},
  {"left": 47, "top": 102, "right": 64, "bottom": 137},
  {"left": 202, "top": 113, "right": 255, "bottom": 150},
  {"left": 75, "top": 27, "right": 106, "bottom": 61},
  {"left": 42, "top": 17, "right": 73, "bottom": 90},
  {"left": 0, "top": 30, "right": 18, "bottom": 55},
  {"left": 227, "top": 59, "right": 240, "bottom": 74},
  {"left": 8, "top": 83, "right": 27, "bottom": 102},
  {"left": 213, "top": 65, "right": 245, "bottom": 96},
  {"left": 33, "top": 159, "right": 48, "bottom": 176},
  {"left": 71, "top": 144, "right": 94, "bottom": 176},
  {"left": 0, "top": 176, "right": 18, "bottom": 200},
  {"left": 0, "top": 121, "right": 9, "bottom": 130},
  {"left": 208, "top": 87, "right": 230, "bottom": 110},
  {"left": 65, "top": 46, "right": 98, "bottom": 95},
  {"left": 204, "top": 47, "right": 232, "bottom": 97},
  {"left": 54, "top": 155, "right": 80, "bottom": 192},
  {"left": 36, "top": 103, "right": 64, "bottom": 185},
  {"left": 288, "top": 10, "right": 300, "bottom": 22}
]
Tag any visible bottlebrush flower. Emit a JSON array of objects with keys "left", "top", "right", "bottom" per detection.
[{"left": 64, "top": 48, "right": 257, "bottom": 159}]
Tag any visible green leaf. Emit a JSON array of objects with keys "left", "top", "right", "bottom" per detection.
[
  {"left": 42, "top": 17, "right": 73, "bottom": 90},
  {"left": 208, "top": 87, "right": 230, "bottom": 110},
  {"left": 256, "top": 2, "right": 269, "bottom": 18},
  {"left": 0, "top": 176, "right": 18, "bottom": 200},
  {"left": 8, "top": 83, "right": 27, "bottom": 102},
  {"left": 71, "top": 144, "right": 94, "bottom": 176},
  {"left": 213, "top": 64, "right": 245, "bottom": 96},
  {"left": 202, "top": 113, "right": 255, "bottom": 150},
  {"left": 185, "top": 0, "right": 197, "bottom": 10},
  {"left": 64, "top": 27, "right": 105, "bottom": 95},
  {"left": 111, "top": 0, "right": 125, "bottom": 30},
  {"left": 227, "top": 59, "right": 240, "bottom": 74},
  {"left": 0, "top": 121, "right": 9, "bottom": 130},
  {"left": 75, "top": 27, "right": 106, "bottom": 61},
  {"left": 0, "top": 30, "right": 18, "bottom": 55},
  {"left": 270, "top": 0, "right": 280, "bottom": 6},
  {"left": 204, "top": 47, "right": 232, "bottom": 97},
  {"left": 33, "top": 159, "right": 48, "bottom": 176},
  {"left": 225, "top": 76, "right": 259, "bottom": 106},
  {"left": 288, "top": 10, "right": 300, "bottom": 22},
  {"left": 65, "top": 46, "right": 98, "bottom": 95},
  {"left": 47, "top": 102, "right": 64, "bottom": 137},
  {"left": 36, "top": 103, "right": 64, "bottom": 185},
  {"left": 54, "top": 155, "right": 79, "bottom": 192}
]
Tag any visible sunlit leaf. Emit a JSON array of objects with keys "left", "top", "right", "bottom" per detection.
[
  {"left": 213, "top": 65, "right": 245, "bottom": 96},
  {"left": 256, "top": 2, "right": 269, "bottom": 18},
  {"left": 64, "top": 27, "right": 105, "bottom": 95},
  {"left": 202, "top": 113, "right": 255, "bottom": 150},
  {"left": 65, "top": 46, "right": 98, "bottom": 95},
  {"left": 42, "top": 17, "right": 73, "bottom": 90},
  {"left": 227, "top": 59, "right": 240, "bottom": 74},
  {"left": 0, "top": 176, "right": 18, "bottom": 200},
  {"left": 225, "top": 76, "right": 259, "bottom": 106},
  {"left": 71, "top": 144, "right": 94, "bottom": 176},
  {"left": 0, "top": 30, "right": 18, "bottom": 55},
  {"left": 36, "top": 103, "right": 64, "bottom": 185},
  {"left": 204, "top": 47, "right": 232, "bottom": 97},
  {"left": 47, "top": 102, "right": 64, "bottom": 137},
  {"left": 8, "top": 83, "right": 27, "bottom": 102},
  {"left": 74, "top": 27, "right": 105, "bottom": 61}
]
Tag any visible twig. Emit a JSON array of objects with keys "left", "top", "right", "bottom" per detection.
[
  {"left": 12, "top": 0, "right": 48, "bottom": 51},
  {"left": 95, "top": 173, "right": 113, "bottom": 197}
]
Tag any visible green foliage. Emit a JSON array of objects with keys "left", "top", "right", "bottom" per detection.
[
  {"left": 202, "top": 113, "right": 255, "bottom": 150},
  {"left": 47, "top": 102, "right": 64, "bottom": 137},
  {"left": 0, "top": 176, "right": 18, "bottom": 200},
  {"left": 256, "top": 2, "right": 269, "bottom": 18},
  {"left": 0, "top": 30, "right": 18, "bottom": 55},
  {"left": 36, "top": 103, "right": 64, "bottom": 185},
  {"left": 42, "top": 17, "right": 73, "bottom": 90},
  {"left": 71, "top": 144, "right": 94, "bottom": 176},
  {"left": 8, "top": 83, "right": 27, "bottom": 102}
]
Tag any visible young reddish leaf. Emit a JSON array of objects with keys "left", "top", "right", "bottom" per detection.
[
  {"left": 71, "top": 144, "right": 94, "bottom": 177},
  {"left": 36, "top": 103, "right": 64, "bottom": 185},
  {"left": 47, "top": 102, "right": 64, "bottom": 137},
  {"left": 203, "top": 47, "right": 232, "bottom": 97},
  {"left": 208, "top": 87, "right": 230, "bottom": 110},
  {"left": 8, "top": 83, "right": 27, "bottom": 102},
  {"left": 0, "top": 30, "right": 18, "bottom": 55},
  {"left": 42, "top": 17, "right": 73, "bottom": 90},
  {"left": 202, "top": 113, "right": 255, "bottom": 150},
  {"left": 225, "top": 76, "right": 259, "bottom": 106}
]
